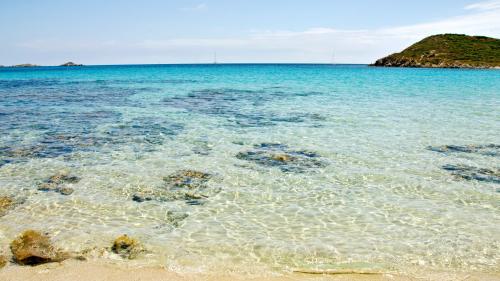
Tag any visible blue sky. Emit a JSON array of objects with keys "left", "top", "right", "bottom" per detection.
[{"left": 1, "top": 0, "right": 499, "bottom": 65}]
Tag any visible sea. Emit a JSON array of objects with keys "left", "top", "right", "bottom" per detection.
[{"left": 0, "top": 64, "right": 499, "bottom": 275}]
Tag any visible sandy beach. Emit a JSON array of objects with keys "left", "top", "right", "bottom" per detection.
[{"left": 1, "top": 259, "right": 499, "bottom": 281}]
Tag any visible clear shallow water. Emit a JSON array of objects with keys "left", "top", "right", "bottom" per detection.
[{"left": 0, "top": 64, "right": 499, "bottom": 274}]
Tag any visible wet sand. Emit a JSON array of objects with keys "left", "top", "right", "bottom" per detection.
[{"left": 1, "top": 259, "right": 499, "bottom": 281}]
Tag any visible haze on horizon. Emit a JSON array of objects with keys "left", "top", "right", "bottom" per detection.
[{"left": 1, "top": 0, "right": 500, "bottom": 65}]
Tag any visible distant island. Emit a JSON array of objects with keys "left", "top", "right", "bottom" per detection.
[
  {"left": 373, "top": 34, "right": 500, "bottom": 69},
  {"left": 60, "top": 61, "right": 83, "bottom": 66},
  {"left": 12, "top": 64, "right": 39, "bottom": 68},
  {"left": 1, "top": 62, "right": 84, "bottom": 67}
]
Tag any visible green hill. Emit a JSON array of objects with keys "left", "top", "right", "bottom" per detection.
[{"left": 373, "top": 34, "right": 500, "bottom": 68}]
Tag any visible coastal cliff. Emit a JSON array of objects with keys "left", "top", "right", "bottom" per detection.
[{"left": 373, "top": 34, "right": 500, "bottom": 68}]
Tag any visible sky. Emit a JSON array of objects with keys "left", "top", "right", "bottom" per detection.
[{"left": 1, "top": 0, "right": 499, "bottom": 65}]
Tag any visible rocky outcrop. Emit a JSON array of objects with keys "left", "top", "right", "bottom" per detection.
[
  {"left": 60, "top": 62, "right": 83, "bottom": 66},
  {"left": 10, "top": 230, "right": 68, "bottom": 265},
  {"left": 373, "top": 34, "right": 500, "bottom": 69},
  {"left": 373, "top": 56, "right": 487, "bottom": 68},
  {"left": 111, "top": 235, "right": 143, "bottom": 259}
]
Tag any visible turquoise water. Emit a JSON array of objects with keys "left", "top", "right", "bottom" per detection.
[{"left": 0, "top": 64, "right": 499, "bottom": 274}]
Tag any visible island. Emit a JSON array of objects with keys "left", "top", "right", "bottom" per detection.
[
  {"left": 11, "top": 64, "right": 39, "bottom": 67},
  {"left": 60, "top": 61, "right": 83, "bottom": 66},
  {"left": 372, "top": 34, "right": 500, "bottom": 69}
]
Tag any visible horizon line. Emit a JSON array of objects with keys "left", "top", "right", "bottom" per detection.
[{"left": 1, "top": 62, "right": 370, "bottom": 67}]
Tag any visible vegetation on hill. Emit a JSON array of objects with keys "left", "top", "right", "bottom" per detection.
[{"left": 373, "top": 34, "right": 500, "bottom": 68}]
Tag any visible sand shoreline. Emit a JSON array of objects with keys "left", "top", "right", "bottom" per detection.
[{"left": 1, "top": 259, "right": 499, "bottom": 281}]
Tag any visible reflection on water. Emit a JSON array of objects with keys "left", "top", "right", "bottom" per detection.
[{"left": 0, "top": 65, "right": 499, "bottom": 275}]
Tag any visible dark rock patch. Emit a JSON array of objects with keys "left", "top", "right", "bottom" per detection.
[
  {"left": 442, "top": 164, "right": 500, "bottom": 184},
  {"left": 47, "top": 172, "right": 81, "bottom": 184},
  {"left": 0, "top": 110, "right": 122, "bottom": 164},
  {"left": 132, "top": 193, "right": 152, "bottom": 203},
  {"left": 37, "top": 171, "right": 80, "bottom": 195},
  {"left": 163, "top": 170, "right": 211, "bottom": 189},
  {"left": 57, "top": 187, "right": 75, "bottom": 196},
  {"left": 236, "top": 143, "right": 327, "bottom": 173},
  {"left": 132, "top": 189, "right": 208, "bottom": 205},
  {"left": 162, "top": 88, "right": 326, "bottom": 128},
  {"left": 0, "top": 115, "right": 180, "bottom": 165},
  {"left": 428, "top": 144, "right": 499, "bottom": 156},
  {"left": 133, "top": 170, "right": 216, "bottom": 205},
  {"left": 104, "top": 118, "right": 183, "bottom": 147},
  {"left": 0, "top": 78, "right": 179, "bottom": 163},
  {"left": 192, "top": 138, "right": 213, "bottom": 156}
]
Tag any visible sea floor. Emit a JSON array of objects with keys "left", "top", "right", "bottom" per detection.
[{"left": 0, "top": 65, "right": 499, "bottom": 276}]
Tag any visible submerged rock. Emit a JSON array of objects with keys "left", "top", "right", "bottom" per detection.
[
  {"left": 442, "top": 164, "right": 500, "bottom": 184},
  {"left": 0, "top": 135, "right": 110, "bottom": 163},
  {"left": 163, "top": 170, "right": 211, "bottom": 189},
  {"left": 132, "top": 186, "right": 210, "bottom": 205},
  {"left": 132, "top": 193, "right": 153, "bottom": 203},
  {"left": 192, "top": 138, "right": 213, "bottom": 155},
  {"left": 112, "top": 235, "right": 143, "bottom": 259},
  {"left": 57, "top": 187, "right": 74, "bottom": 195},
  {"left": 48, "top": 172, "right": 80, "bottom": 184},
  {"left": 0, "top": 196, "right": 25, "bottom": 217},
  {"left": 133, "top": 170, "right": 216, "bottom": 205},
  {"left": 37, "top": 171, "right": 80, "bottom": 195},
  {"left": 236, "top": 143, "right": 327, "bottom": 173},
  {"left": 0, "top": 196, "right": 14, "bottom": 217},
  {"left": 10, "top": 230, "right": 67, "bottom": 265},
  {"left": 105, "top": 118, "right": 183, "bottom": 148},
  {"left": 37, "top": 183, "right": 58, "bottom": 192},
  {"left": 428, "top": 144, "right": 499, "bottom": 156},
  {"left": 0, "top": 255, "right": 7, "bottom": 268},
  {"left": 131, "top": 189, "right": 174, "bottom": 203},
  {"left": 271, "top": 154, "right": 293, "bottom": 162},
  {"left": 162, "top": 88, "right": 326, "bottom": 128}
]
